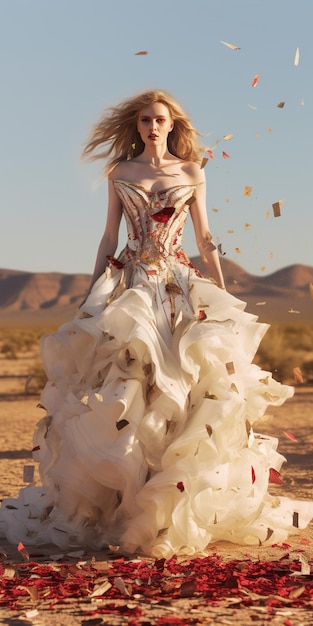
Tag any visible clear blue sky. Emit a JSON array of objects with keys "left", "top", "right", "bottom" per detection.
[{"left": 1, "top": 0, "right": 312, "bottom": 276}]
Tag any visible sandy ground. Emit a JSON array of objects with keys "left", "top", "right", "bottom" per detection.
[{"left": 0, "top": 349, "right": 312, "bottom": 624}]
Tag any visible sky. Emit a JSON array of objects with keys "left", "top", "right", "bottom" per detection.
[{"left": 1, "top": 0, "right": 312, "bottom": 277}]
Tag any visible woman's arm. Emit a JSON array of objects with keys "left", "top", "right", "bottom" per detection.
[
  {"left": 81, "top": 179, "right": 123, "bottom": 303},
  {"left": 189, "top": 175, "right": 226, "bottom": 290}
]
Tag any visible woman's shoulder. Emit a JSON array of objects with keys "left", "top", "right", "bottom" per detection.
[
  {"left": 181, "top": 160, "right": 205, "bottom": 185},
  {"left": 109, "top": 161, "right": 131, "bottom": 182}
]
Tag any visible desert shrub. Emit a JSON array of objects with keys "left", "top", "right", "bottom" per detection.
[{"left": 255, "top": 323, "right": 313, "bottom": 383}]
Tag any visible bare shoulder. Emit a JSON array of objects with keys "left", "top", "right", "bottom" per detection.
[
  {"left": 181, "top": 161, "right": 206, "bottom": 185},
  {"left": 108, "top": 161, "right": 131, "bottom": 182}
]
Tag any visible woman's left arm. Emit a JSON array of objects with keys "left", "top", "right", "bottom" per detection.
[{"left": 189, "top": 175, "right": 226, "bottom": 290}]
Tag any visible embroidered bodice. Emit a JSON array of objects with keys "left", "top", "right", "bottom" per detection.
[{"left": 113, "top": 180, "right": 196, "bottom": 268}]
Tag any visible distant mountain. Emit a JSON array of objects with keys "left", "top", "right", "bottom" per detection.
[{"left": 0, "top": 259, "right": 312, "bottom": 326}]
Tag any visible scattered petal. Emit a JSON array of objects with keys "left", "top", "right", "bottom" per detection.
[
  {"left": 207, "top": 149, "right": 215, "bottom": 160},
  {"left": 283, "top": 431, "right": 298, "bottom": 442},
  {"left": 17, "top": 542, "right": 30, "bottom": 561},
  {"left": 269, "top": 468, "right": 283, "bottom": 485},
  {"left": 272, "top": 201, "right": 283, "bottom": 217},
  {"left": 301, "top": 98, "right": 305, "bottom": 106},
  {"left": 248, "top": 104, "right": 257, "bottom": 110},
  {"left": 244, "top": 185, "right": 252, "bottom": 197},
  {"left": 205, "top": 424, "right": 213, "bottom": 436},
  {"left": 277, "top": 101, "right": 285, "bottom": 108},
  {"left": 293, "top": 366, "right": 304, "bottom": 384},
  {"left": 220, "top": 40, "right": 241, "bottom": 50},
  {"left": 223, "top": 133, "right": 234, "bottom": 141},
  {"left": 116, "top": 419, "right": 129, "bottom": 431},
  {"left": 260, "top": 266, "right": 266, "bottom": 272},
  {"left": 176, "top": 481, "right": 185, "bottom": 492},
  {"left": 23, "top": 465, "right": 34, "bottom": 483},
  {"left": 113, "top": 576, "right": 131, "bottom": 596},
  {"left": 251, "top": 73, "right": 260, "bottom": 87},
  {"left": 268, "top": 128, "right": 273, "bottom": 133},
  {"left": 222, "top": 151, "right": 230, "bottom": 159},
  {"left": 226, "top": 361, "right": 235, "bottom": 375},
  {"left": 294, "top": 47, "right": 300, "bottom": 66},
  {"left": 235, "top": 247, "right": 241, "bottom": 254},
  {"left": 198, "top": 309, "right": 207, "bottom": 321},
  {"left": 135, "top": 50, "right": 148, "bottom": 55},
  {"left": 212, "top": 207, "right": 219, "bottom": 213},
  {"left": 251, "top": 466, "right": 256, "bottom": 484},
  {"left": 299, "top": 554, "right": 311, "bottom": 575},
  {"left": 227, "top": 229, "right": 234, "bottom": 234},
  {"left": 244, "top": 223, "right": 251, "bottom": 230}
]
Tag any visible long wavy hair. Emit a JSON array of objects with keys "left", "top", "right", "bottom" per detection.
[{"left": 82, "top": 89, "right": 203, "bottom": 176}]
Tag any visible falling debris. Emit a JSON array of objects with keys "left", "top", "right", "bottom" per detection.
[
  {"left": 244, "top": 186, "right": 252, "bottom": 197},
  {"left": 251, "top": 73, "right": 260, "bottom": 87},
  {"left": 272, "top": 201, "right": 283, "bottom": 217},
  {"left": 222, "top": 151, "right": 230, "bottom": 159},
  {"left": 135, "top": 50, "right": 148, "bottom": 55},
  {"left": 244, "top": 223, "right": 251, "bottom": 230},
  {"left": 277, "top": 102, "right": 285, "bottom": 108},
  {"left": 220, "top": 40, "right": 241, "bottom": 50},
  {"left": 23, "top": 466, "right": 35, "bottom": 483},
  {"left": 284, "top": 431, "right": 298, "bottom": 442},
  {"left": 235, "top": 247, "right": 241, "bottom": 254},
  {"left": 226, "top": 361, "right": 235, "bottom": 375},
  {"left": 223, "top": 134, "right": 234, "bottom": 141},
  {"left": 293, "top": 366, "right": 304, "bottom": 384},
  {"left": 207, "top": 149, "right": 215, "bottom": 160},
  {"left": 294, "top": 47, "right": 300, "bottom": 66}
]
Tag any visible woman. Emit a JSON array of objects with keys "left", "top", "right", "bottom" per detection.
[{"left": 0, "top": 90, "right": 312, "bottom": 557}]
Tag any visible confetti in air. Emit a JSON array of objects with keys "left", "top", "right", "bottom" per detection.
[
  {"left": 251, "top": 73, "right": 260, "bottom": 87},
  {"left": 220, "top": 40, "right": 241, "bottom": 50}
]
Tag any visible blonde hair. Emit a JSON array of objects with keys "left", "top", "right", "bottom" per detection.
[{"left": 82, "top": 89, "right": 203, "bottom": 176}]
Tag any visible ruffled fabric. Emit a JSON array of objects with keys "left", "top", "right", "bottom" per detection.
[{"left": 0, "top": 181, "right": 312, "bottom": 557}]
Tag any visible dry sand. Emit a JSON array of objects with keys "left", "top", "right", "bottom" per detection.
[{"left": 0, "top": 348, "right": 312, "bottom": 625}]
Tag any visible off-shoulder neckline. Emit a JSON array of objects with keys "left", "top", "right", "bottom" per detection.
[{"left": 112, "top": 178, "right": 203, "bottom": 195}]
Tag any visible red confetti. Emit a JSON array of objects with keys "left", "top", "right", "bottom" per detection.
[
  {"left": 283, "top": 431, "right": 298, "bottom": 442},
  {"left": 207, "top": 149, "right": 215, "bottom": 160},
  {"left": 176, "top": 481, "right": 185, "bottom": 492},
  {"left": 269, "top": 468, "right": 283, "bottom": 485},
  {"left": 1, "top": 554, "right": 313, "bottom": 612},
  {"left": 198, "top": 310, "right": 207, "bottom": 321},
  {"left": 17, "top": 542, "right": 30, "bottom": 560},
  {"left": 251, "top": 73, "right": 260, "bottom": 87},
  {"left": 135, "top": 50, "right": 148, "bottom": 55},
  {"left": 222, "top": 151, "right": 230, "bottom": 159},
  {"left": 251, "top": 466, "right": 256, "bottom": 484}
]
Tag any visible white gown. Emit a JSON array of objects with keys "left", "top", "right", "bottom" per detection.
[{"left": 1, "top": 180, "right": 312, "bottom": 557}]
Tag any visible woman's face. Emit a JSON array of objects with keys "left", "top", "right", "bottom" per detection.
[{"left": 137, "top": 102, "right": 173, "bottom": 147}]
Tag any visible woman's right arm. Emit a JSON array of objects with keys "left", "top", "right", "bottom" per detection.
[{"left": 80, "top": 179, "right": 123, "bottom": 304}]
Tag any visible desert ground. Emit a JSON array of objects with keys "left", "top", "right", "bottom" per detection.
[{"left": 0, "top": 345, "right": 312, "bottom": 625}]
